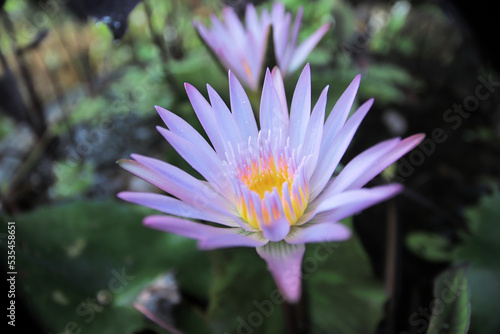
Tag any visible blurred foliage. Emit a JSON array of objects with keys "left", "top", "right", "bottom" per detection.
[
  {"left": 407, "top": 188, "right": 500, "bottom": 333},
  {"left": 51, "top": 160, "right": 95, "bottom": 198},
  {"left": 306, "top": 224, "right": 386, "bottom": 334},
  {"left": 4, "top": 200, "right": 385, "bottom": 334},
  {"left": 0, "top": 0, "right": 498, "bottom": 333},
  {"left": 4, "top": 200, "right": 212, "bottom": 333},
  {"left": 427, "top": 265, "right": 470, "bottom": 334},
  {"left": 456, "top": 188, "right": 500, "bottom": 333}
]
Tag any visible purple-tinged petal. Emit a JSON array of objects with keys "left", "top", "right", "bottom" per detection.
[
  {"left": 289, "top": 64, "right": 311, "bottom": 149},
  {"left": 314, "top": 184, "right": 403, "bottom": 223},
  {"left": 279, "top": 6, "right": 303, "bottom": 72},
  {"left": 260, "top": 69, "right": 288, "bottom": 139},
  {"left": 144, "top": 215, "right": 230, "bottom": 239},
  {"left": 184, "top": 83, "right": 226, "bottom": 157},
  {"left": 315, "top": 184, "right": 403, "bottom": 214},
  {"left": 338, "top": 134, "right": 425, "bottom": 191},
  {"left": 302, "top": 85, "right": 328, "bottom": 178},
  {"left": 120, "top": 156, "right": 237, "bottom": 217},
  {"left": 320, "top": 138, "right": 401, "bottom": 196},
  {"left": 271, "top": 67, "right": 289, "bottom": 119},
  {"left": 288, "top": 6, "right": 303, "bottom": 50},
  {"left": 207, "top": 84, "right": 244, "bottom": 148},
  {"left": 156, "top": 127, "right": 231, "bottom": 197},
  {"left": 155, "top": 106, "right": 215, "bottom": 156},
  {"left": 253, "top": 191, "right": 291, "bottom": 242},
  {"left": 229, "top": 71, "right": 259, "bottom": 141},
  {"left": 145, "top": 216, "right": 264, "bottom": 249},
  {"left": 199, "top": 230, "right": 268, "bottom": 250},
  {"left": 223, "top": 7, "right": 246, "bottom": 44},
  {"left": 310, "top": 98, "right": 374, "bottom": 199},
  {"left": 321, "top": 74, "right": 361, "bottom": 148},
  {"left": 271, "top": 2, "right": 288, "bottom": 62},
  {"left": 288, "top": 22, "right": 331, "bottom": 74},
  {"left": 257, "top": 242, "right": 305, "bottom": 303},
  {"left": 117, "top": 192, "right": 238, "bottom": 227},
  {"left": 285, "top": 222, "right": 351, "bottom": 244},
  {"left": 323, "top": 134, "right": 425, "bottom": 196},
  {"left": 245, "top": 4, "right": 261, "bottom": 38},
  {"left": 260, "top": 217, "right": 291, "bottom": 242}
]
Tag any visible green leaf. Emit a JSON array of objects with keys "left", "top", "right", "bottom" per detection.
[
  {"left": 406, "top": 231, "right": 458, "bottom": 262},
  {"left": 306, "top": 228, "right": 386, "bottom": 334},
  {"left": 455, "top": 188, "right": 500, "bottom": 333},
  {"left": 206, "top": 218, "right": 385, "bottom": 334},
  {"left": 207, "top": 247, "right": 285, "bottom": 334},
  {"left": 4, "top": 200, "right": 213, "bottom": 333},
  {"left": 427, "top": 265, "right": 470, "bottom": 334}
]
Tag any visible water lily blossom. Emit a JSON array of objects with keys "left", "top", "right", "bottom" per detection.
[
  {"left": 193, "top": 2, "right": 330, "bottom": 90},
  {"left": 118, "top": 64, "right": 424, "bottom": 303},
  {"left": 271, "top": 2, "right": 331, "bottom": 76},
  {"left": 193, "top": 4, "right": 270, "bottom": 90}
]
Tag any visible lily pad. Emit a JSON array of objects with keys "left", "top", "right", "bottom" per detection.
[{"left": 5, "top": 200, "right": 213, "bottom": 333}]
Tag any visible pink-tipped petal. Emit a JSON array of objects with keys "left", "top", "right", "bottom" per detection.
[
  {"left": 199, "top": 231, "right": 268, "bottom": 250},
  {"left": 117, "top": 192, "right": 237, "bottom": 227},
  {"left": 229, "top": 71, "right": 259, "bottom": 141},
  {"left": 257, "top": 242, "right": 305, "bottom": 303},
  {"left": 285, "top": 222, "right": 351, "bottom": 244},
  {"left": 311, "top": 98, "right": 374, "bottom": 199},
  {"left": 315, "top": 184, "right": 403, "bottom": 214},
  {"left": 145, "top": 216, "right": 265, "bottom": 250},
  {"left": 288, "top": 22, "right": 330, "bottom": 73},
  {"left": 185, "top": 83, "right": 226, "bottom": 157},
  {"left": 324, "top": 134, "right": 425, "bottom": 196},
  {"left": 340, "top": 134, "right": 425, "bottom": 191},
  {"left": 155, "top": 105, "right": 215, "bottom": 156},
  {"left": 271, "top": 2, "right": 288, "bottom": 63},
  {"left": 322, "top": 74, "right": 361, "bottom": 145},
  {"left": 302, "top": 85, "right": 328, "bottom": 177},
  {"left": 156, "top": 127, "right": 231, "bottom": 197},
  {"left": 289, "top": 63, "right": 311, "bottom": 149},
  {"left": 207, "top": 84, "right": 244, "bottom": 148},
  {"left": 271, "top": 67, "right": 289, "bottom": 118},
  {"left": 223, "top": 7, "right": 246, "bottom": 43},
  {"left": 260, "top": 69, "right": 288, "bottom": 139},
  {"left": 280, "top": 6, "right": 303, "bottom": 72},
  {"left": 126, "top": 154, "right": 234, "bottom": 214},
  {"left": 315, "top": 184, "right": 404, "bottom": 223},
  {"left": 144, "top": 215, "right": 230, "bottom": 240}
]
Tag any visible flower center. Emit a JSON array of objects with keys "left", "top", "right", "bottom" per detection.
[
  {"left": 240, "top": 155, "right": 291, "bottom": 199},
  {"left": 227, "top": 135, "right": 309, "bottom": 230}
]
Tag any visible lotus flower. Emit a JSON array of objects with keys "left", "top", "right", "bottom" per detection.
[
  {"left": 118, "top": 64, "right": 424, "bottom": 303},
  {"left": 193, "top": 2, "right": 330, "bottom": 90},
  {"left": 193, "top": 4, "right": 271, "bottom": 91},
  {"left": 271, "top": 2, "right": 330, "bottom": 77}
]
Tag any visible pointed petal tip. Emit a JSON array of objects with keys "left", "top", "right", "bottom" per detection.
[
  {"left": 117, "top": 158, "right": 133, "bottom": 166},
  {"left": 184, "top": 82, "right": 194, "bottom": 92},
  {"left": 365, "top": 97, "right": 375, "bottom": 107},
  {"left": 156, "top": 125, "right": 167, "bottom": 132},
  {"left": 257, "top": 242, "right": 305, "bottom": 303},
  {"left": 410, "top": 133, "right": 426, "bottom": 142},
  {"left": 154, "top": 105, "right": 168, "bottom": 116},
  {"left": 116, "top": 191, "right": 131, "bottom": 200}
]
